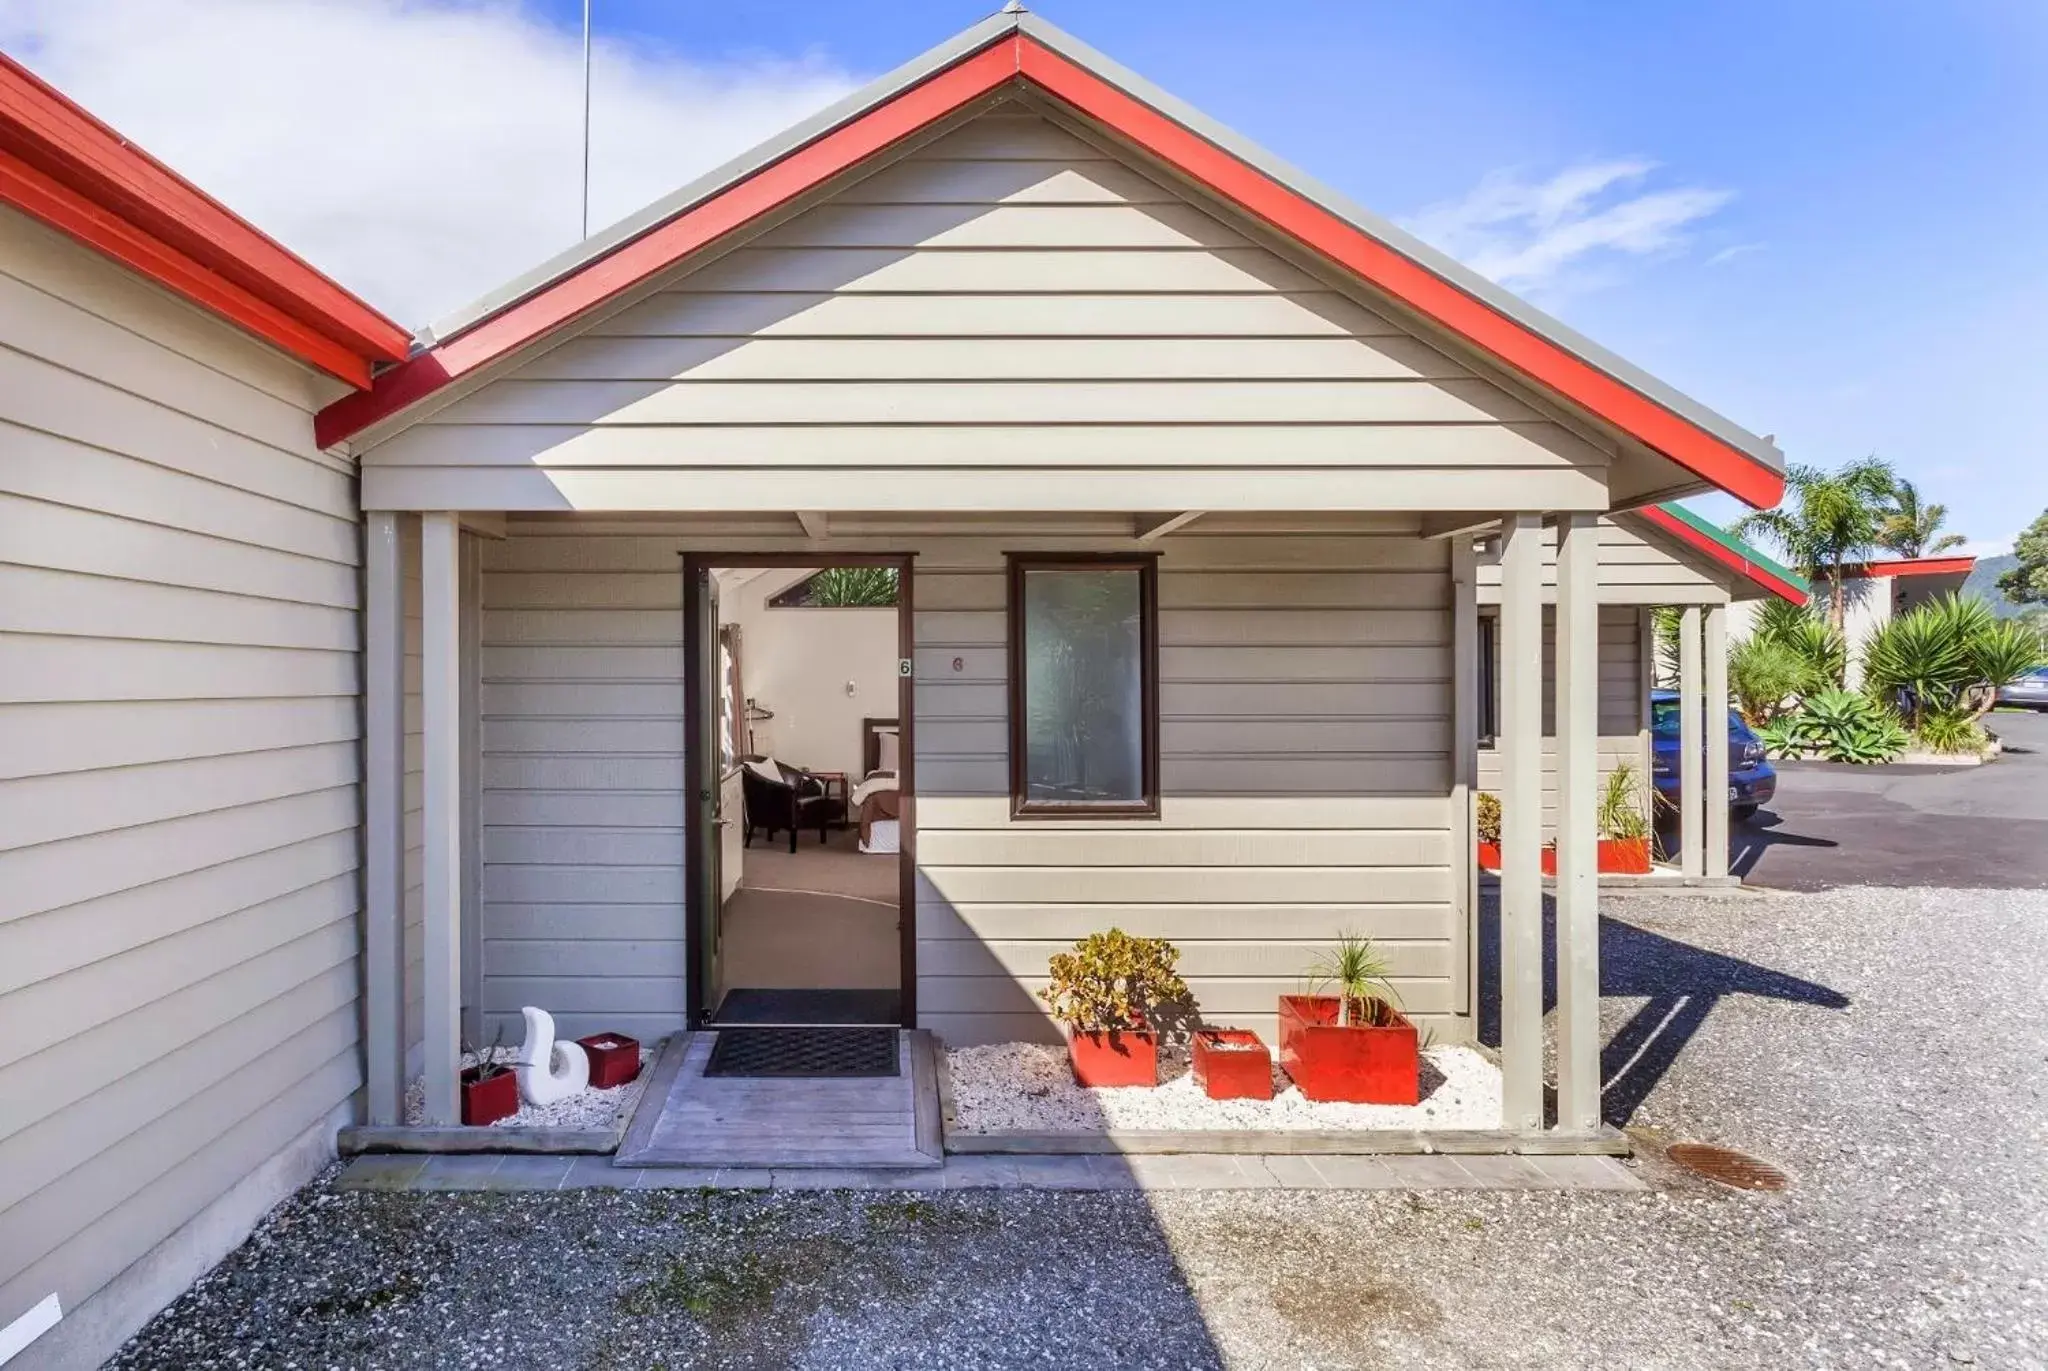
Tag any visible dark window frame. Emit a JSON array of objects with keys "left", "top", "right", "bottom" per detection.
[{"left": 1005, "top": 552, "right": 1161, "bottom": 821}]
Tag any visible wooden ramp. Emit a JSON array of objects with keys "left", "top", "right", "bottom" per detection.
[{"left": 614, "top": 1030, "right": 943, "bottom": 1170}]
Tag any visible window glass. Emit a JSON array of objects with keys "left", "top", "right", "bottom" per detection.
[{"left": 1014, "top": 563, "right": 1152, "bottom": 811}]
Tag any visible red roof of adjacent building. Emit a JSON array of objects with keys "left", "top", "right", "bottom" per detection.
[{"left": 0, "top": 52, "right": 410, "bottom": 387}]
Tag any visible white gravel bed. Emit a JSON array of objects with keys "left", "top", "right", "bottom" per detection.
[
  {"left": 402, "top": 1045, "right": 654, "bottom": 1130},
  {"left": 947, "top": 1041, "right": 1501, "bottom": 1133}
]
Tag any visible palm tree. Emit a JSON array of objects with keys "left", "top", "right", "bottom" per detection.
[
  {"left": 1878, "top": 479, "right": 1966, "bottom": 559},
  {"left": 1731, "top": 456, "right": 1899, "bottom": 635}
]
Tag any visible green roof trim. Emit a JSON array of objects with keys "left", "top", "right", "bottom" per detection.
[{"left": 1649, "top": 502, "right": 1810, "bottom": 600}]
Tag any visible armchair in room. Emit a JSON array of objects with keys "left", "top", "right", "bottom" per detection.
[{"left": 739, "top": 757, "right": 847, "bottom": 852}]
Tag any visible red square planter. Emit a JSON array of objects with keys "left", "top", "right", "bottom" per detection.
[
  {"left": 1477, "top": 841, "right": 1502, "bottom": 871},
  {"left": 1598, "top": 837, "right": 1652, "bottom": 874},
  {"left": 460, "top": 1066, "right": 519, "bottom": 1126},
  {"left": 577, "top": 1034, "right": 642, "bottom": 1089},
  {"left": 1192, "top": 1030, "right": 1273, "bottom": 1100},
  {"left": 1277, "top": 995, "right": 1419, "bottom": 1105},
  {"left": 1066, "top": 1025, "right": 1159, "bottom": 1088}
]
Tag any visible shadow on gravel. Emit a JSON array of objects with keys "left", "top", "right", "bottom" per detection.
[{"left": 1477, "top": 891, "right": 1851, "bottom": 1126}]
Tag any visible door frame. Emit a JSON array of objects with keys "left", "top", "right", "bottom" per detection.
[{"left": 681, "top": 551, "right": 918, "bottom": 1029}]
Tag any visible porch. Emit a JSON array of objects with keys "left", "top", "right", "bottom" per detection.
[{"left": 355, "top": 506, "right": 1624, "bottom": 1150}]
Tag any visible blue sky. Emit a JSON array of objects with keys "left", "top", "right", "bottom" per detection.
[{"left": 7, "top": 0, "right": 2043, "bottom": 550}]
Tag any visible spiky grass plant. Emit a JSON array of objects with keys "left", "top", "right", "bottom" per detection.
[{"left": 1307, "top": 931, "right": 1401, "bottom": 1028}]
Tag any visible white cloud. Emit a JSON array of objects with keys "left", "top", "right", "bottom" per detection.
[
  {"left": 1705, "top": 242, "right": 1764, "bottom": 267},
  {"left": 1403, "top": 159, "right": 1733, "bottom": 296},
  {"left": 0, "top": 0, "right": 862, "bottom": 326}
]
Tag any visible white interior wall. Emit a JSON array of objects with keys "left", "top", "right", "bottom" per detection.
[{"left": 718, "top": 570, "right": 897, "bottom": 778}]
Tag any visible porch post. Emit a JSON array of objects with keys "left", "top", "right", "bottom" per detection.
[
  {"left": 1678, "top": 605, "right": 1704, "bottom": 877},
  {"left": 1704, "top": 603, "right": 1731, "bottom": 880},
  {"left": 420, "top": 512, "right": 463, "bottom": 1124},
  {"left": 363, "top": 512, "right": 405, "bottom": 1124},
  {"left": 1449, "top": 534, "right": 1479, "bottom": 1021},
  {"left": 1496, "top": 513, "right": 1545, "bottom": 1131},
  {"left": 1552, "top": 513, "right": 1602, "bottom": 1133}
]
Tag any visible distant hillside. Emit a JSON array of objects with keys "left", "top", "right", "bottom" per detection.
[{"left": 1965, "top": 555, "right": 2034, "bottom": 618}]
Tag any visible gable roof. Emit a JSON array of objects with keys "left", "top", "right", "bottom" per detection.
[
  {"left": 0, "top": 52, "right": 409, "bottom": 386},
  {"left": 1636, "top": 503, "right": 1809, "bottom": 604},
  {"left": 1840, "top": 556, "right": 1975, "bottom": 580},
  {"left": 312, "top": 9, "right": 1787, "bottom": 508}
]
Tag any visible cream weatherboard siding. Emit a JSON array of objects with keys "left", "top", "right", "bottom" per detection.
[
  {"left": 0, "top": 207, "right": 362, "bottom": 1366},
  {"left": 469, "top": 521, "right": 1461, "bottom": 1051},
  {"left": 358, "top": 102, "right": 1610, "bottom": 517},
  {"left": 1475, "top": 518, "right": 1729, "bottom": 605},
  {"left": 1476, "top": 606, "right": 1648, "bottom": 835}
]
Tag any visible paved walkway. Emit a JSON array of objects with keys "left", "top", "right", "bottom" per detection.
[{"left": 337, "top": 1149, "right": 1646, "bottom": 1193}]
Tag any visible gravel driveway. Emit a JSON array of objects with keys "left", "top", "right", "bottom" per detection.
[{"left": 112, "top": 885, "right": 2046, "bottom": 1369}]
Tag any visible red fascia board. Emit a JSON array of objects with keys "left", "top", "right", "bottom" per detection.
[
  {"left": 1842, "top": 557, "right": 1975, "bottom": 579},
  {"left": 1637, "top": 505, "right": 1808, "bottom": 604},
  {"left": 0, "top": 54, "right": 409, "bottom": 366},
  {"left": 0, "top": 149, "right": 373, "bottom": 387},
  {"left": 316, "top": 38, "right": 1024, "bottom": 447},
  {"left": 1016, "top": 40, "right": 1783, "bottom": 510}
]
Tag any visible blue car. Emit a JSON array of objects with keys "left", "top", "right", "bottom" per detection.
[{"left": 1649, "top": 689, "right": 1776, "bottom": 823}]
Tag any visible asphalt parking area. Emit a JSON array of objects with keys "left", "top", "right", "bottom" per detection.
[{"left": 1731, "top": 709, "right": 2048, "bottom": 890}]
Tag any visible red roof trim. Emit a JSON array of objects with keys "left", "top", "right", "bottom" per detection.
[
  {"left": 312, "top": 28, "right": 1785, "bottom": 513},
  {"left": 1637, "top": 504, "right": 1809, "bottom": 604},
  {"left": 1, "top": 53, "right": 408, "bottom": 384},
  {"left": 1842, "top": 557, "right": 1976, "bottom": 579}
]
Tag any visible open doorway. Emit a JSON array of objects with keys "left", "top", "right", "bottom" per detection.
[{"left": 682, "top": 554, "right": 914, "bottom": 1030}]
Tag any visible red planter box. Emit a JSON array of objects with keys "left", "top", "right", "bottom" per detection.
[
  {"left": 577, "top": 1033, "right": 642, "bottom": 1089},
  {"left": 1067, "top": 1025, "right": 1159, "bottom": 1088},
  {"left": 460, "top": 1066, "right": 519, "bottom": 1126},
  {"left": 1479, "top": 838, "right": 1651, "bottom": 875},
  {"left": 1192, "top": 1029, "right": 1273, "bottom": 1100},
  {"left": 1598, "top": 836, "right": 1652, "bottom": 874},
  {"left": 1277, "top": 994, "right": 1419, "bottom": 1105}
]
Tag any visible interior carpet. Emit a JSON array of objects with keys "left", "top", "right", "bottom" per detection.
[
  {"left": 712, "top": 987, "right": 901, "bottom": 1026},
  {"left": 704, "top": 1027, "right": 900, "bottom": 1078}
]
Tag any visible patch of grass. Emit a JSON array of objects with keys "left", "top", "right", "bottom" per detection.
[
  {"left": 619, "top": 1252, "right": 792, "bottom": 1323},
  {"left": 863, "top": 1195, "right": 998, "bottom": 1235}
]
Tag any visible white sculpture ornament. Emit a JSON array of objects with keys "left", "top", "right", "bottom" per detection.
[{"left": 515, "top": 1006, "right": 589, "bottom": 1106}]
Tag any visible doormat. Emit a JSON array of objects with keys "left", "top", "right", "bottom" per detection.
[
  {"left": 712, "top": 988, "right": 901, "bottom": 1026},
  {"left": 704, "top": 1027, "right": 900, "bottom": 1078}
]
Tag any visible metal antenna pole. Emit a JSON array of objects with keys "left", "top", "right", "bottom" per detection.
[{"left": 580, "top": 0, "right": 592, "bottom": 240}]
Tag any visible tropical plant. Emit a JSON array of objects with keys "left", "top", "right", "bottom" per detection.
[
  {"left": 1785, "top": 689, "right": 1910, "bottom": 764},
  {"left": 1731, "top": 456, "right": 1899, "bottom": 634},
  {"left": 1878, "top": 478, "right": 1966, "bottom": 559},
  {"left": 1861, "top": 593, "right": 2045, "bottom": 728},
  {"left": 1727, "top": 633, "right": 1805, "bottom": 722},
  {"left": 1475, "top": 791, "right": 1501, "bottom": 846},
  {"left": 1746, "top": 598, "right": 1846, "bottom": 693},
  {"left": 1597, "top": 762, "right": 1650, "bottom": 841},
  {"left": 1916, "top": 706, "right": 1987, "bottom": 755},
  {"left": 1754, "top": 713, "right": 1804, "bottom": 759},
  {"left": 1651, "top": 606, "right": 1681, "bottom": 687},
  {"left": 1039, "top": 929, "right": 1189, "bottom": 1032},
  {"left": 1306, "top": 932, "right": 1401, "bottom": 1027},
  {"left": 1997, "top": 509, "right": 2048, "bottom": 605},
  {"left": 772, "top": 566, "right": 900, "bottom": 607}
]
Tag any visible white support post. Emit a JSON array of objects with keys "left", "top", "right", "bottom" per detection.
[
  {"left": 1449, "top": 535, "right": 1479, "bottom": 1020},
  {"left": 420, "top": 512, "right": 463, "bottom": 1125},
  {"left": 1678, "top": 605, "right": 1704, "bottom": 878},
  {"left": 363, "top": 512, "right": 405, "bottom": 1125},
  {"left": 1704, "top": 603, "right": 1730, "bottom": 880},
  {"left": 1552, "top": 513, "right": 1602, "bottom": 1133},
  {"left": 1496, "top": 513, "right": 1545, "bottom": 1132}
]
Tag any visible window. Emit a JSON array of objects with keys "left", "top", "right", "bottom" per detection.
[
  {"left": 1006, "top": 554, "right": 1159, "bottom": 818},
  {"left": 718, "top": 624, "right": 744, "bottom": 769},
  {"left": 1477, "top": 614, "right": 1498, "bottom": 744}
]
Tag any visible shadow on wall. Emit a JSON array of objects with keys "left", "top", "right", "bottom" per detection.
[{"left": 1476, "top": 888, "right": 1851, "bottom": 1127}]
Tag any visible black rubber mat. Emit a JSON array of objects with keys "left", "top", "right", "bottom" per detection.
[
  {"left": 712, "top": 987, "right": 901, "bottom": 1026},
  {"left": 704, "top": 1027, "right": 900, "bottom": 1078}
]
